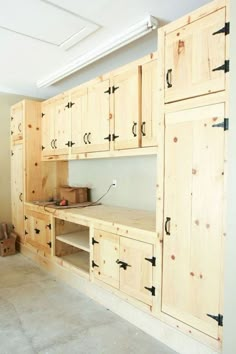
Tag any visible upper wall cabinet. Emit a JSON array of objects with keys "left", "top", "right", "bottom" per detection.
[
  {"left": 11, "top": 101, "right": 23, "bottom": 142},
  {"left": 164, "top": 7, "right": 227, "bottom": 103},
  {"left": 112, "top": 66, "right": 141, "bottom": 150},
  {"left": 71, "top": 79, "right": 110, "bottom": 154},
  {"left": 141, "top": 59, "right": 158, "bottom": 147}
]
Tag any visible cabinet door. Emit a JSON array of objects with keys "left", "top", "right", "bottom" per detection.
[
  {"left": 113, "top": 67, "right": 141, "bottom": 150},
  {"left": 142, "top": 60, "right": 158, "bottom": 147},
  {"left": 25, "top": 209, "right": 51, "bottom": 254},
  {"left": 93, "top": 230, "right": 119, "bottom": 289},
  {"left": 162, "top": 103, "right": 225, "bottom": 338},
  {"left": 165, "top": 8, "right": 226, "bottom": 103},
  {"left": 10, "top": 102, "right": 23, "bottom": 142},
  {"left": 41, "top": 100, "right": 55, "bottom": 157},
  {"left": 119, "top": 237, "right": 154, "bottom": 305},
  {"left": 11, "top": 144, "right": 24, "bottom": 242},
  {"left": 54, "top": 95, "right": 71, "bottom": 156},
  {"left": 71, "top": 87, "right": 88, "bottom": 154},
  {"left": 84, "top": 80, "right": 110, "bottom": 152}
]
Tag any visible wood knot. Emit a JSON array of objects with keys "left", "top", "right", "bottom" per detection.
[
  {"left": 35, "top": 162, "right": 38, "bottom": 166},
  {"left": 171, "top": 255, "right": 175, "bottom": 260},
  {"left": 200, "top": 274, "right": 203, "bottom": 279},
  {"left": 192, "top": 169, "right": 197, "bottom": 175},
  {"left": 206, "top": 224, "right": 210, "bottom": 229},
  {"left": 28, "top": 124, "right": 32, "bottom": 128},
  {"left": 173, "top": 137, "right": 178, "bottom": 143},
  {"left": 195, "top": 220, "right": 199, "bottom": 226},
  {"left": 190, "top": 272, "right": 194, "bottom": 277}
]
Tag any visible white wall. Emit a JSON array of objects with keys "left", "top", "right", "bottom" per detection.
[
  {"left": 0, "top": 93, "right": 28, "bottom": 223},
  {"left": 66, "top": 32, "right": 157, "bottom": 211},
  {"left": 223, "top": 1, "right": 236, "bottom": 352},
  {"left": 69, "top": 155, "right": 157, "bottom": 211}
]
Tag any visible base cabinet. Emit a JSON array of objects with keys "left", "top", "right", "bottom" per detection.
[
  {"left": 24, "top": 208, "right": 52, "bottom": 255},
  {"left": 92, "top": 229, "right": 155, "bottom": 306}
]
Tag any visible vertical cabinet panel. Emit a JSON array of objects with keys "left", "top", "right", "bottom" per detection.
[
  {"left": 71, "top": 87, "right": 88, "bottom": 154},
  {"left": 54, "top": 95, "right": 71, "bottom": 155},
  {"left": 11, "top": 144, "right": 24, "bottom": 242},
  {"left": 164, "top": 8, "right": 226, "bottom": 103},
  {"left": 41, "top": 100, "right": 55, "bottom": 157},
  {"left": 113, "top": 67, "right": 141, "bottom": 150},
  {"left": 162, "top": 103, "right": 225, "bottom": 338},
  {"left": 142, "top": 59, "right": 158, "bottom": 147},
  {"left": 10, "top": 102, "right": 23, "bottom": 142},
  {"left": 93, "top": 230, "right": 119, "bottom": 289},
  {"left": 86, "top": 80, "right": 110, "bottom": 152},
  {"left": 119, "top": 237, "right": 153, "bottom": 305}
]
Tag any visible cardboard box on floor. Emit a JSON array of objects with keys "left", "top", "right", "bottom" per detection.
[{"left": 0, "top": 223, "right": 17, "bottom": 257}]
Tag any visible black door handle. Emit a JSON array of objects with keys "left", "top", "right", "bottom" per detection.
[
  {"left": 141, "top": 122, "right": 146, "bottom": 136},
  {"left": 132, "top": 122, "right": 137, "bottom": 137},
  {"left": 165, "top": 217, "right": 171, "bottom": 235},
  {"left": 83, "top": 133, "right": 87, "bottom": 144},
  {"left": 166, "top": 69, "right": 172, "bottom": 88},
  {"left": 87, "top": 132, "right": 91, "bottom": 144}
]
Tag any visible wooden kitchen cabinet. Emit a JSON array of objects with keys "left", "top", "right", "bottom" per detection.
[
  {"left": 41, "top": 94, "right": 71, "bottom": 158},
  {"left": 11, "top": 143, "right": 24, "bottom": 242},
  {"left": 141, "top": 59, "right": 158, "bottom": 147},
  {"left": 163, "top": 6, "right": 227, "bottom": 103},
  {"left": 162, "top": 101, "right": 225, "bottom": 339},
  {"left": 112, "top": 66, "right": 141, "bottom": 150},
  {"left": 24, "top": 207, "right": 52, "bottom": 255},
  {"left": 10, "top": 101, "right": 23, "bottom": 142},
  {"left": 93, "top": 229, "right": 155, "bottom": 305}
]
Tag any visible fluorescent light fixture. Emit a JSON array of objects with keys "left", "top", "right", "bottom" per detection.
[{"left": 37, "top": 15, "right": 158, "bottom": 88}]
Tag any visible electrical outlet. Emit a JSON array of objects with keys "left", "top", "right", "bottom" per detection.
[{"left": 112, "top": 179, "right": 117, "bottom": 187}]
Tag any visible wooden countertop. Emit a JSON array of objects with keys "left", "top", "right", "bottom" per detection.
[{"left": 25, "top": 203, "right": 157, "bottom": 242}]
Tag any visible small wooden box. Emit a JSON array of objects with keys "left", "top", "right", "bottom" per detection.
[
  {"left": 60, "top": 186, "right": 88, "bottom": 204},
  {"left": 0, "top": 235, "right": 16, "bottom": 257}
]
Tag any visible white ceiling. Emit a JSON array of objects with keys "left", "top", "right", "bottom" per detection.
[{"left": 0, "top": 0, "right": 211, "bottom": 99}]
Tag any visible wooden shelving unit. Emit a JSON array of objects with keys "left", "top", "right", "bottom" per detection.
[
  {"left": 62, "top": 252, "right": 90, "bottom": 274},
  {"left": 56, "top": 230, "right": 90, "bottom": 252}
]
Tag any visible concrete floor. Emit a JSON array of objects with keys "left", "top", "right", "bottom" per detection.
[{"left": 0, "top": 254, "right": 177, "bottom": 354}]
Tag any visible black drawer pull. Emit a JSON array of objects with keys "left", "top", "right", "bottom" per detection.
[
  {"left": 83, "top": 133, "right": 87, "bottom": 144},
  {"left": 166, "top": 69, "right": 172, "bottom": 88},
  {"left": 141, "top": 122, "right": 146, "bottom": 136},
  {"left": 165, "top": 217, "right": 171, "bottom": 235},
  {"left": 132, "top": 122, "right": 137, "bottom": 137}
]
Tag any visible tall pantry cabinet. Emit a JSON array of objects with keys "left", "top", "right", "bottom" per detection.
[
  {"left": 157, "top": 0, "right": 228, "bottom": 346},
  {"left": 10, "top": 100, "right": 66, "bottom": 244}
]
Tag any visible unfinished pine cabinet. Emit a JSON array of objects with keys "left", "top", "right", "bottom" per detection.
[
  {"left": 93, "top": 229, "right": 155, "bottom": 306},
  {"left": 11, "top": 143, "right": 24, "bottom": 242},
  {"left": 163, "top": 3, "right": 228, "bottom": 103},
  {"left": 141, "top": 59, "right": 158, "bottom": 147},
  {"left": 162, "top": 101, "right": 226, "bottom": 339},
  {"left": 10, "top": 101, "right": 23, "bottom": 142},
  {"left": 24, "top": 207, "right": 52, "bottom": 255}
]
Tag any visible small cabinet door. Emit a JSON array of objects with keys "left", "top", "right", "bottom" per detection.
[
  {"left": 84, "top": 80, "right": 110, "bottom": 153},
  {"left": 71, "top": 87, "right": 88, "bottom": 154},
  {"left": 93, "top": 229, "right": 119, "bottom": 289},
  {"left": 162, "top": 102, "right": 225, "bottom": 339},
  {"left": 113, "top": 67, "right": 141, "bottom": 150},
  {"left": 54, "top": 95, "right": 71, "bottom": 156},
  {"left": 141, "top": 59, "right": 158, "bottom": 147},
  {"left": 41, "top": 100, "right": 55, "bottom": 157},
  {"left": 11, "top": 144, "right": 24, "bottom": 242},
  {"left": 164, "top": 7, "right": 226, "bottom": 103},
  {"left": 25, "top": 209, "right": 51, "bottom": 254},
  {"left": 119, "top": 237, "right": 154, "bottom": 305},
  {"left": 11, "top": 102, "right": 23, "bottom": 142}
]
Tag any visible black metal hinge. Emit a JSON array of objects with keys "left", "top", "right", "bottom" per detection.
[
  {"left": 34, "top": 228, "right": 40, "bottom": 234},
  {"left": 207, "top": 313, "right": 223, "bottom": 327},
  {"left": 92, "top": 260, "right": 99, "bottom": 268},
  {"left": 11, "top": 116, "right": 14, "bottom": 121},
  {"left": 25, "top": 230, "right": 28, "bottom": 235},
  {"left": 24, "top": 215, "right": 28, "bottom": 220},
  {"left": 41, "top": 113, "right": 45, "bottom": 118},
  {"left": 104, "top": 87, "right": 111, "bottom": 95},
  {"left": 145, "top": 257, "right": 156, "bottom": 266},
  {"left": 212, "top": 60, "right": 230, "bottom": 73},
  {"left": 92, "top": 237, "right": 99, "bottom": 245},
  {"left": 46, "top": 223, "right": 51, "bottom": 230},
  {"left": 212, "top": 118, "right": 229, "bottom": 131},
  {"left": 47, "top": 241, "right": 52, "bottom": 248},
  {"left": 11, "top": 151, "right": 14, "bottom": 156},
  {"left": 42, "top": 145, "right": 45, "bottom": 150},
  {"left": 104, "top": 134, "right": 111, "bottom": 141},
  {"left": 11, "top": 130, "right": 13, "bottom": 135},
  {"left": 112, "top": 133, "right": 119, "bottom": 141},
  {"left": 65, "top": 141, "right": 75, "bottom": 147},
  {"left": 112, "top": 85, "right": 119, "bottom": 93},
  {"left": 213, "top": 22, "right": 230, "bottom": 36},
  {"left": 144, "top": 286, "right": 156, "bottom": 296}
]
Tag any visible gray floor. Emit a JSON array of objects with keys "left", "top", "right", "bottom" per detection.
[{"left": 0, "top": 253, "right": 177, "bottom": 354}]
